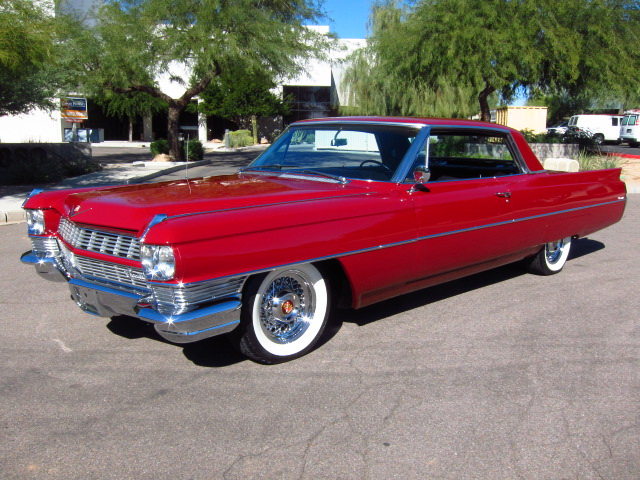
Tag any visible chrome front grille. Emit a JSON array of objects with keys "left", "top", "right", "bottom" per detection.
[
  {"left": 30, "top": 236, "right": 60, "bottom": 257},
  {"left": 151, "top": 276, "right": 247, "bottom": 315},
  {"left": 58, "top": 218, "right": 141, "bottom": 261},
  {"left": 74, "top": 256, "right": 148, "bottom": 289},
  {"left": 59, "top": 243, "right": 148, "bottom": 291}
]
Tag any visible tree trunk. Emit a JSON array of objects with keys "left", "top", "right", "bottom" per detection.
[
  {"left": 167, "top": 105, "right": 183, "bottom": 161},
  {"left": 478, "top": 83, "right": 496, "bottom": 122},
  {"left": 110, "top": 70, "right": 218, "bottom": 161},
  {"left": 251, "top": 115, "right": 258, "bottom": 144},
  {"left": 128, "top": 117, "right": 133, "bottom": 142}
]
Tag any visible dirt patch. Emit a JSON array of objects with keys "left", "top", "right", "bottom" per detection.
[{"left": 620, "top": 157, "right": 640, "bottom": 183}]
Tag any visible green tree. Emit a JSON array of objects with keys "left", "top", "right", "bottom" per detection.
[
  {"left": 196, "top": 68, "right": 290, "bottom": 144},
  {"left": 344, "top": 0, "right": 640, "bottom": 121},
  {"left": 60, "top": 0, "right": 330, "bottom": 160},
  {"left": 0, "top": 0, "right": 60, "bottom": 116}
]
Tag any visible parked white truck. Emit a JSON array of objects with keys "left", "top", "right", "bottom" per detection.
[
  {"left": 619, "top": 110, "right": 640, "bottom": 147},
  {"left": 567, "top": 114, "right": 622, "bottom": 145}
]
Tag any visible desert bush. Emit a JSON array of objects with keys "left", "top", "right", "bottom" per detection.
[
  {"left": 183, "top": 138, "right": 204, "bottom": 161},
  {"left": 576, "top": 152, "right": 622, "bottom": 171},
  {"left": 229, "top": 129, "right": 253, "bottom": 148},
  {"left": 150, "top": 138, "right": 169, "bottom": 156}
]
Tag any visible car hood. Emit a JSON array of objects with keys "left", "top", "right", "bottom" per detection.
[{"left": 58, "top": 174, "right": 371, "bottom": 233}]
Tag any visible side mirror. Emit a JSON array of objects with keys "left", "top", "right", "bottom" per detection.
[{"left": 413, "top": 165, "right": 431, "bottom": 184}]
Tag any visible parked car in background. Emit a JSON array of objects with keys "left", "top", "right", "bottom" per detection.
[
  {"left": 21, "top": 117, "right": 627, "bottom": 363},
  {"left": 567, "top": 114, "right": 623, "bottom": 144},
  {"left": 619, "top": 110, "right": 640, "bottom": 147},
  {"left": 546, "top": 121, "right": 569, "bottom": 136}
]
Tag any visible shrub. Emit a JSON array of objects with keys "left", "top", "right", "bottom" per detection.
[
  {"left": 183, "top": 138, "right": 204, "bottom": 161},
  {"left": 576, "top": 152, "right": 622, "bottom": 171},
  {"left": 520, "top": 129, "right": 564, "bottom": 144},
  {"left": 150, "top": 138, "right": 169, "bottom": 156},
  {"left": 229, "top": 129, "right": 253, "bottom": 148}
]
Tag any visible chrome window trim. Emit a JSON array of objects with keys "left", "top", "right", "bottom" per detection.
[{"left": 293, "top": 119, "right": 428, "bottom": 129}]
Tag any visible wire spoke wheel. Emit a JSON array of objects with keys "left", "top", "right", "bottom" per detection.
[{"left": 236, "top": 264, "right": 330, "bottom": 363}]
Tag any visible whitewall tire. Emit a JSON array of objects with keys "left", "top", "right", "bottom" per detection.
[
  {"left": 527, "top": 237, "right": 572, "bottom": 275},
  {"left": 236, "top": 264, "right": 330, "bottom": 364}
]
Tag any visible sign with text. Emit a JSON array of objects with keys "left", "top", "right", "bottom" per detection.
[{"left": 61, "top": 97, "right": 88, "bottom": 123}]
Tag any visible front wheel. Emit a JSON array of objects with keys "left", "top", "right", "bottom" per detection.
[
  {"left": 526, "top": 237, "right": 572, "bottom": 275},
  {"left": 235, "top": 264, "right": 330, "bottom": 364}
]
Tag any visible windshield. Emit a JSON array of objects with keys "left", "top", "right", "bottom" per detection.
[{"left": 246, "top": 124, "right": 419, "bottom": 182}]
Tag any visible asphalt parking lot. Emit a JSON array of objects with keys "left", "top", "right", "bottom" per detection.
[{"left": 1, "top": 197, "right": 638, "bottom": 480}]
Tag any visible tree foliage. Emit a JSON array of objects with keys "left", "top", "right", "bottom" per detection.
[
  {"left": 0, "top": 0, "right": 61, "bottom": 116},
  {"left": 60, "top": 0, "right": 331, "bottom": 159},
  {"left": 343, "top": 0, "right": 640, "bottom": 121},
  {"left": 195, "top": 68, "right": 290, "bottom": 141},
  {"left": 197, "top": 70, "right": 289, "bottom": 128}
]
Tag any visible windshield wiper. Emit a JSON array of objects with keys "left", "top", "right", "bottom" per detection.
[
  {"left": 240, "top": 164, "right": 285, "bottom": 172},
  {"left": 296, "top": 170, "right": 349, "bottom": 184}
]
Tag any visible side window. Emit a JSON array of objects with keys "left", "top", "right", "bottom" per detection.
[
  {"left": 612, "top": 118, "right": 619, "bottom": 127},
  {"left": 407, "top": 130, "right": 521, "bottom": 182}
]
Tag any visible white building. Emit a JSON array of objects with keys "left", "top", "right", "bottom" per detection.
[{"left": 0, "top": 1, "right": 365, "bottom": 144}]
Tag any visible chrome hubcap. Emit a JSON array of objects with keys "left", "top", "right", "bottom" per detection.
[
  {"left": 259, "top": 272, "right": 315, "bottom": 343},
  {"left": 545, "top": 239, "right": 565, "bottom": 264}
]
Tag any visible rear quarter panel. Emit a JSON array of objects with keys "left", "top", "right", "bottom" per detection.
[{"left": 508, "top": 168, "right": 626, "bottom": 243}]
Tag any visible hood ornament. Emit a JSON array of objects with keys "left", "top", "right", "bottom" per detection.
[{"left": 69, "top": 205, "right": 92, "bottom": 217}]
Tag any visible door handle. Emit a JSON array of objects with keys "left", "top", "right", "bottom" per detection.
[{"left": 496, "top": 192, "right": 511, "bottom": 198}]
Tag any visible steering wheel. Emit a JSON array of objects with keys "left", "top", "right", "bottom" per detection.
[{"left": 359, "top": 160, "right": 391, "bottom": 171}]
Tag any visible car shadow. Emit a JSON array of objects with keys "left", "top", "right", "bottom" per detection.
[
  {"left": 106, "top": 316, "right": 246, "bottom": 367},
  {"left": 104, "top": 237, "right": 605, "bottom": 365},
  {"left": 567, "top": 236, "right": 605, "bottom": 260}
]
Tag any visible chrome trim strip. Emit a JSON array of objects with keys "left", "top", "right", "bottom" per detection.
[
  {"left": 141, "top": 214, "right": 168, "bottom": 242},
  {"left": 293, "top": 119, "right": 428, "bottom": 129},
  {"left": 412, "top": 198, "right": 627, "bottom": 248},
  {"left": 22, "top": 189, "right": 44, "bottom": 208},
  {"left": 216, "top": 198, "right": 627, "bottom": 281}
]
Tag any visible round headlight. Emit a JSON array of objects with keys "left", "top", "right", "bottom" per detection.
[
  {"left": 141, "top": 244, "right": 175, "bottom": 281},
  {"left": 25, "top": 209, "right": 45, "bottom": 235}
]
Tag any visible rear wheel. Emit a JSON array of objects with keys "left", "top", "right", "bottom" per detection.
[
  {"left": 592, "top": 133, "right": 604, "bottom": 145},
  {"left": 235, "top": 264, "right": 330, "bottom": 364},
  {"left": 526, "top": 237, "right": 572, "bottom": 275}
]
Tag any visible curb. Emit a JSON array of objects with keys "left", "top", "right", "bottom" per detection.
[
  {"left": 1, "top": 209, "right": 25, "bottom": 225},
  {"left": 125, "top": 159, "right": 211, "bottom": 184}
]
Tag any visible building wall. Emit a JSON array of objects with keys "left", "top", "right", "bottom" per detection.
[
  {"left": 495, "top": 106, "right": 548, "bottom": 134},
  {"left": 0, "top": 108, "right": 63, "bottom": 143}
]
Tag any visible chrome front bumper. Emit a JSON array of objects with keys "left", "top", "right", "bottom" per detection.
[{"left": 21, "top": 251, "right": 242, "bottom": 343}]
